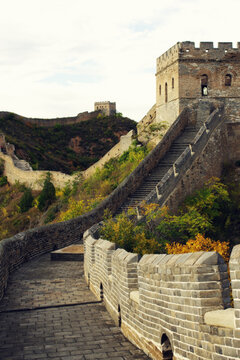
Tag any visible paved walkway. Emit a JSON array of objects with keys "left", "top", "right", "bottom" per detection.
[{"left": 0, "top": 254, "right": 149, "bottom": 360}]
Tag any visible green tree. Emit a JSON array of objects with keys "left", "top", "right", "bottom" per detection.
[
  {"left": 19, "top": 188, "right": 34, "bottom": 213},
  {"left": 0, "top": 176, "right": 7, "bottom": 187},
  {"left": 38, "top": 173, "right": 56, "bottom": 211}
]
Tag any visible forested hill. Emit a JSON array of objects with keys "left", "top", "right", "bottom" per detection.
[{"left": 0, "top": 112, "right": 136, "bottom": 174}]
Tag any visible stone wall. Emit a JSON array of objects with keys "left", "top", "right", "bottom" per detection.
[
  {"left": 134, "top": 102, "right": 225, "bottom": 213},
  {"left": 19, "top": 110, "right": 100, "bottom": 127},
  {"left": 134, "top": 100, "right": 240, "bottom": 215},
  {"left": 161, "top": 111, "right": 240, "bottom": 213},
  {"left": 156, "top": 58, "right": 180, "bottom": 126},
  {"left": 0, "top": 106, "right": 192, "bottom": 302},
  {"left": 84, "top": 229, "right": 240, "bottom": 360},
  {"left": 83, "top": 130, "right": 134, "bottom": 178},
  {"left": 137, "top": 104, "right": 170, "bottom": 147},
  {"left": 0, "top": 130, "right": 134, "bottom": 188},
  {"left": 0, "top": 152, "right": 74, "bottom": 190},
  {"left": 156, "top": 41, "right": 240, "bottom": 125},
  {"left": 94, "top": 101, "right": 116, "bottom": 116},
  {"left": 0, "top": 103, "right": 190, "bottom": 191}
]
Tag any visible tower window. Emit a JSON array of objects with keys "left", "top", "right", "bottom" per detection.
[
  {"left": 159, "top": 85, "right": 161, "bottom": 95},
  {"left": 165, "top": 82, "right": 168, "bottom": 103},
  {"left": 172, "top": 78, "right": 174, "bottom": 89},
  {"left": 201, "top": 74, "right": 208, "bottom": 96},
  {"left": 225, "top": 74, "right": 232, "bottom": 86}
]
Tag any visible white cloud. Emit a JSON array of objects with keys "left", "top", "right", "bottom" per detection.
[{"left": 0, "top": 0, "right": 239, "bottom": 120}]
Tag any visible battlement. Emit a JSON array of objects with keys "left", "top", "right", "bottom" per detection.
[
  {"left": 94, "top": 101, "right": 116, "bottom": 105},
  {"left": 84, "top": 228, "right": 240, "bottom": 360},
  {"left": 94, "top": 101, "right": 116, "bottom": 116},
  {"left": 157, "top": 41, "right": 240, "bottom": 73}
]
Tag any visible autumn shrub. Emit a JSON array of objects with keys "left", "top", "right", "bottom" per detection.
[
  {"left": 100, "top": 204, "right": 167, "bottom": 255},
  {"left": 99, "top": 178, "right": 236, "bottom": 257},
  {"left": 55, "top": 143, "right": 148, "bottom": 223},
  {"left": 58, "top": 196, "right": 104, "bottom": 222},
  {"left": 166, "top": 233, "right": 230, "bottom": 263}
]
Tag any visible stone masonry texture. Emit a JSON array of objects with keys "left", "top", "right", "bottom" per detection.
[
  {"left": 0, "top": 254, "right": 149, "bottom": 360},
  {"left": 1, "top": 41, "right": 240, "bottom": 360},
  {"left": 0, "top": 105, "right": 191, "bottom": 302},
  {"left": 84, "top": 230, "right": 240, "bottom": 360},
  {"left": 156, "top": 41, "right": 240, "bottom": 125}
]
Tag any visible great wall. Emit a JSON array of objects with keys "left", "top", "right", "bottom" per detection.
[
  {"left": 1, "top": 41, "right": 240, "bottom": 359},
  {"left": 0, "top": 128, "right": 134, "bottom": 190}
]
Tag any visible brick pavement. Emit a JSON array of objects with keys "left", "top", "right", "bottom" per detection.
[{"left": 0, "top": 254, "right": 150, "bottom": 360}]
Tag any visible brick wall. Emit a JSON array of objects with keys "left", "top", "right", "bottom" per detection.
[
  {"left": 0, "top": 152, "right": 74, "bottom": 190},
  {"left": 84, "top": 229, "right": 240, "bottom": 360},
  {"left": 0, "top": 106, "right": 192, "bottom": 301},
  {"left": 0, "top": 130, "right": 134, "bottom": 188},
  {"left": 156, "top": 41, "right": 240, "bottom": 125},
  {"left": 20, "top": 110, "right": 100, "bottom": 127}
]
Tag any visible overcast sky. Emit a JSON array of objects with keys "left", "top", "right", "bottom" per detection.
[{"left": 0, "top": 0, "right": 239, "bottom": 121}]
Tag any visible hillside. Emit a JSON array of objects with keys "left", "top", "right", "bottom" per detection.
[
  {"left": 0, "top": 143, "right": 149, "bottom": 240},
  {"left": 0, "top": 112, "right": 136, "bottom": 174}
]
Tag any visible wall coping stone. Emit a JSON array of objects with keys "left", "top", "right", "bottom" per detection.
[
  {"left": 230, "top": 244, "right": 240, "bottom": 264},
  {"left": 204, "top": 308, "right": 235, "bottom": 329},
  {"left": 130, "top": 290, "right": 140, "bottom": 304}
]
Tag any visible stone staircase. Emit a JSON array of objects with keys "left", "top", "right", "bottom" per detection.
[{"left": 116, "top": 103, "right": 219, "bottom": 214}]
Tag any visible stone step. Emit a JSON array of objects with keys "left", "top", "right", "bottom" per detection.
[
  {"left": 116, "top": 119, "right": 202, "bottom": 214},
  {"left": 51, "top": 244, "right": 84, "bottom": 261}
]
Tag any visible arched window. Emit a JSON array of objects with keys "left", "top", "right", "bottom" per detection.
[
  {"left": 159, "top": 84, "right": 161, "bottom": 95},
  {"left": 201, "top": 74, "right": 208, "bottom": 96},
  {"left": 165, "top": 82, "right": 168, "bottom": 103},
  {"left": 172, "top": 78, "right": 174, "bottom": 89},
  {"left": 225, "top": 74, "right": 232, "bottom": 86}
]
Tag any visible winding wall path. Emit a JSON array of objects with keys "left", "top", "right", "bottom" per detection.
[{"left": 0, "top": 254, "right": 149, "bottom": 360}]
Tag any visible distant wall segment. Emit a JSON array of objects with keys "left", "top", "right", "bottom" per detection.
[
  {"left": 18, "top": 110, "right": 100, "bottom": 127},
  {"left": 0, "top": 152, "right": 73, "bottom": 190},
  {"left": 0, "top": 106, "right": 193, "bottom": 300},
  {"left": 0, "top": 130, "right": 135, "bottom": 189},
  {"left": 84, "top": 130, "right": 134, "bottom": 178},
  {"left": 0, "top": 100, "right": 189, "bottom": 190}
]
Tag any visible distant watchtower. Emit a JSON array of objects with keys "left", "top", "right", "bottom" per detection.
[
  {"left": 156, "top": 41, "right": 240, "bottom": 124},
  {"left": 94, "top": 101, "right": 116, "bottom": 116}
]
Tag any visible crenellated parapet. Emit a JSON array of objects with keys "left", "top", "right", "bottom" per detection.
[
  {"left": 84, "top": 228, "right": 240, "bottom": 360},
  {"left": 156, "top": 41, "right": 240, "bottom": 73}
]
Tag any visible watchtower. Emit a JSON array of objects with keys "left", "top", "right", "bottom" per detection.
[
  {"left": 94, "top": 101, "right": 116, "bottom": 116},
  {"left": 156, "top": 41, "right": 240, "bottom": 124}
]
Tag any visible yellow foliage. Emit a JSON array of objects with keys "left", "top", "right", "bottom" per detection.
[
  {"left": 0, "top": 227, "right": 8, "bottom": 239},
  {"left": 58, "top": 196, "right": 104, "bottom": 222},
  {"left": 55, "top": 189, "right": 64, "bottom": 198},
  {"left": 166, "top": 234, "right": 230, "bottom": 262},
  {"left": 133, "top": 232, "right": 163, "bottom": 255},
  {"left": 1, "top": 207, "right": 8, "bottom": 217},
  {"left": 33, "top": 198, "right": 39, "bottom": 208}
]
